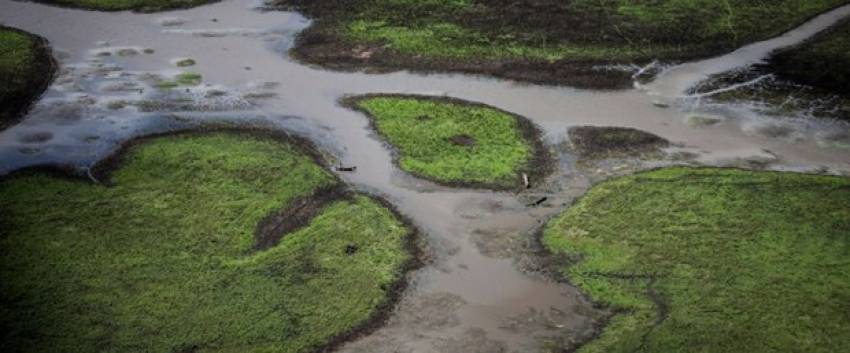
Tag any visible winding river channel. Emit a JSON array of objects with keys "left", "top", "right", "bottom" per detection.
[{"left": 2, "top": 1, "right": 849, "bottom": 351}]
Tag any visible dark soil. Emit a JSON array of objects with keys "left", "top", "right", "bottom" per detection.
[
  {"left": 448, "top": 134, "right": 476, "bottom": 147},
  {"left": 0, "top": 26, "right": 57, "bottom": 132},
  {"left": 568, "top": 126, "right": 669, "bottom": 159},
  {"left": 18, "top": 131, "right": 54, "bottom": 143}
]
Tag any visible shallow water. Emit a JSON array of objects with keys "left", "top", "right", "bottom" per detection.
[{"left": 1, "top": 1, "right": 849, "bottom": 352}]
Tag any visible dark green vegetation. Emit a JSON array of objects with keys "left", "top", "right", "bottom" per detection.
[
  {"left": 543, "top": 167, "right": 850, "bottom": 353},
  {"left": 0, "top": 27, "right": 55, "bottom": 131},
  {"left": 34, "top": 0, "right": 218, "bottom": 11},
  {"left": 692, "top": 19, "right": 850, "bottom": 122},
  {"left": 568, "top": 126, "right": 669, "bottom": 159},
  {"left": 0, "top": 131, "right": 417, "bottom": 353},
  {"left": 345, "top": 95, "right": 550, "bottom": 189},
  {"left": 272, "top": 0, "right": 850, "bottom": 88},
  {"left": 770, "top": 19, "right": 850, "bottom": 94}
]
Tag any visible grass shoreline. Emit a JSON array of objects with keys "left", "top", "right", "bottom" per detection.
[
  {"left": 342, "top": 94, "right": 553, "bottom": 190},
  {"left": 0, "top": 127, "right": 424, "bottom": 353},
  {"left": 0, "top": 26, "right": 57, "bottom": 131},
  {"left": 271, "top": 0, "right": 850, "bottom": 89},
  {"left": 541, "top": 166, "right": 850, "bottom": 353},
  {"left": 29, "top": 0, "right": 221, "bottom": 12}
]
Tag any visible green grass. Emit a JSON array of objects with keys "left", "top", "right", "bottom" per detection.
[
  {"left": 0, "top": 132, "right": 414, "bottom": 353},
  {"left": 543, "top": 167, "right": 850, "bottom": 353},
  {"left": 0, "top": 30, "right": 37, "bottom": 100},
  {"left": 277, "top": 0, "right": 850, "bottom": 62},
  {"left": 0, "top": 27, "right": 52, "bottom": 130},
  {"left": 36, "top": 0, "right": 217, "bottom": 11},
  {"left": 348, "top": 95, "right": 541, "bottom": 189}
]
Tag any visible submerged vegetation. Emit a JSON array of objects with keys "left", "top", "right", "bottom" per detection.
[
  {"left": 0, "top": 27, "right": 54, "bottom": 131},
  {"left": 154, "top": 72, "right": 203, "bottom": 90},
  {"left": 692, "top": 19, "right": 850, "bottom": 122},
  {"left": 0, "top": 132, "right": 416, "bottom": 353},
  {"left": 34, "top": 0, "right": 218, "bottom": 11},
  {"left": 543, "top": 167, "right": 850, "bottom": 353},
  {"left": 272, "top": 0, "right": 850, "bottom": 88},
  {"left": 345, "top": 95, "right": 549, "bottom": 189}
]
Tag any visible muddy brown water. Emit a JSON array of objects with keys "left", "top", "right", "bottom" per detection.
[{"left": 1, "top": 1, "right": 850, "bottom": 352}]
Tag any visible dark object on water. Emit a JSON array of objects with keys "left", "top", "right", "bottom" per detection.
[
  {"left": 336, "top": 164, "right": 357, "bottom": 172},
  {"left": 527, "top": 197, "right": 548, "bottom": 207},
  {"left": 344, "top": 243, "right": 359, "bottom": 255}
]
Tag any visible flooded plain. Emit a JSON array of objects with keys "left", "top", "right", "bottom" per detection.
[{"left": 1, "top": 1, "right": 849, "bottom": 352}]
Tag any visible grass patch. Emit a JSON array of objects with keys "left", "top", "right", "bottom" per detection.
[
  {"left": 155, "top": 72, "right": 203, "bottom": 90},
  {"left": 0, "top": 26, "right": 54, "bottom": 131},
  {"left": 34, "top": 0, "right": 218, "bottom": 12},
  {"left": 345, "top": 95, "right": 550, "bottom": 189},
  {"left": 272, "top": 0, "right": 850, "bottom": 88},
  {"left": 542, "top": 167, "right": 850, "bottom": 353},
  {"left": 0, "top": 131, "right": 416, "bottom": 353},
  {"left": 175, "top": 58, "right": 197, "bottom": 67}
]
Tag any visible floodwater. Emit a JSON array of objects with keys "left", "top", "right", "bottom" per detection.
[{"left": 1, "top": 1, "right": 849, "bottom": 352}]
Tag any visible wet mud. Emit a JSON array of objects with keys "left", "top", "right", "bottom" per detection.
[
  {"left": 567, "top": 126, "right": 670, "bottom": 160},
  {"left": 1, "top": 1, "right": 850, "bottom": 352}
]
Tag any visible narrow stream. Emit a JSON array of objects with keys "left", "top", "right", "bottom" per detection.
[{"left": 1, "top": 1, "right": 849, "bottom": 352}]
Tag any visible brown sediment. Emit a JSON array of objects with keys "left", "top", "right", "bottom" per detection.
[
  {"left": 0, "top": 26, "right": 58, "bottom": 132},
  {"left": 448, "top": 134, "right": 476, "bottom": 147},
  {"left": 567, "top": 126, "right": 670, "bottom": 160},
  {"left": 0, "top": 126, "right": 426, "bottom": 353},
  {"left": 341, "top": 94, "right": 556, "bottom": 191}
]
